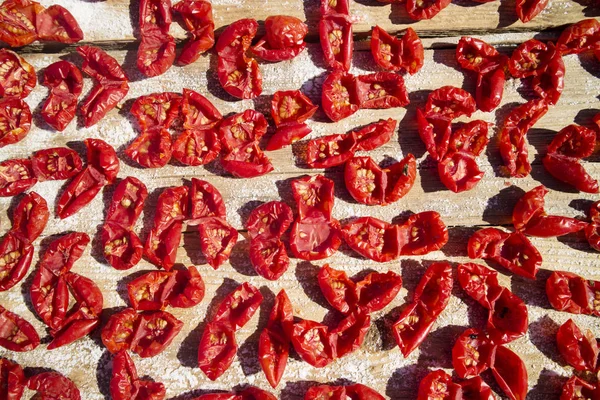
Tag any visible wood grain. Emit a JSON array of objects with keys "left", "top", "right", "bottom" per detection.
[{"left": 1, "top": 1, "right": 600, "bottom": 399}]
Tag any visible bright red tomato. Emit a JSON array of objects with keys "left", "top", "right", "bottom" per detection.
[
  {"left": 0, "top": 98, "right": 31, "bottom": 148},
  {"left": 0, "top": 49, "right": 36, "bottom": 99},
  {"left": 0, "top": 305, "right": 39, "bottom": 351},
  {"left": 321, "top": 70, "right": 359, "bottom": 122},
  {"left": 36, "top": 5, "right": 83, "bottom": 43},
  {"left": 130, "top": 310, "right": 183, "bottom": 358}
]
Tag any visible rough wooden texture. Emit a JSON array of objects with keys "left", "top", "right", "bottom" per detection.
[{"left": 1, "top": 1, "right": 600, "bottom": 399}]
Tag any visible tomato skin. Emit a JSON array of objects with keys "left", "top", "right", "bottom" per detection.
[
  {"left": 172, "top": 0, "right": 215, "bottom": 65},
  {"left": 130, "top": 92, "right": 182, "bottom": 130},
  {"left": 508, "top": 39, "right": 552, "bottom": 78},
  {"left": 321, "top": 70, "right": 360, "bottom": 122},
  {"left": 11, "top": 191, "right": 49, "bottom": 243},
  {"left": 531, "top": 46, "right": 564, "bottom": 105},
  {"left": 126, "top": 128, "right": 174, "bottom": 168},
  {"left": 217, "top": 50, "right": 262, "bottom": 100},
  {"left": 36, "top": 5, "right": 83, "bottom": 43},
  {"left": 452, "top": 328, "right": 493, "bottom": 378},
  {"left": 305, "top": 385, "right": 346, "bottom": 400},
  {"left": 0, "top": 305, "right": 39, "bottom": 351},
  {"left": 271, "top": 90, "right": 317, "bottom": 127},
  {"left": 106, "top": 176, "right": 147, "bottom": 228},
  {"left": 543, "top": 153, "right": 599, "bottom": 193},
  {"left": 356, "top": 72, "right": 409, "bottom": 110},
  {"left": 31, "top": 147, "right": 82, "bottom": 181},
  {"left": 486, "top": 287, "right": 528, "bottom": 344},
  {"left": 137, "top": 32, "right": 176, "bottom": 77},
  {"left": 476, "top": 68, "right": 505, "bottom": 112},
  {"left": 0, "top": 358, "right": 25, "bottom": 400},
  {"left": 448, "top": 120, "right": 490, "bottom": 157},
  {"left": 197, "top": 321, "right": 238, "bottom": 380},
  {"left": 438, "top": 151, "right": 484, "bottom": 193},
  {"left": 356, "top": 271, "right": 402, "bottom": 313},
  {"left": 166, "top": 265, "right": 205, "bottom": 308},
  {"left": 181, "top": 88, "right": 222, "bottom": 130},
  {"left": 425, "top": 86, "right": 476, "bottom": 120},
  {"left": 144, "top": 221, "right": 183, "bottom": 271},
  {"left": 331, "top": 309, "right": 370, "bottom": 357},
  {"left": 319, "top": 13, "right": 352, "bottom": 71},
  {"left": 556, "top": 319, "right": 599, "bottom": 371},
  {"left": 173, "top": 128, "right": 220, "bottom": 165},
  {"left": 0, "top": 0, "right": 43, "bottom": 47},
  {"left": 456, "top": 36, "right": 507, "bottom": 74},
  {"left": 220, "top": 109, "right": 268, "bottom": 152},
  {"left": 27, "top": 372, "right": 81, "bottom": 400},
  {"left": 110, "top": 350, "right": 166, "bottom": 400},
  {"left": 291, "top": 319, "right": 336, "bottom": 368},
  {"left": 101, "top": 308, "right": 139, "bottom": 353},
  {"left": 252, "top": 16, "right": 308, "bottom": 62},
  {"left": 515, "top": 0, "right": 548, "bottom": 22},
  {"left": 406, "top": 0, "right": 451, "bottom": 20},
  {"left": 130, "top": 310, "right": 183, "bottom": 358},
  {"left": 342, "top": 217, "right": 401, "bottom": 262},
  {"left": 0, "top": 49, "right": 36, "bottom": 99},
  {"left": 56, "top": 165, "right": 105, "bottom": 219},
  {"left": 546, "top": 271, "right": 600, "bottom": 317},
  {"left": 0, "top": 98, "right": 31, "bottom": 148},
  {"left": 557, "top": 19, "right": 600, "bottom": 55},
  {"left": 0, "top": 233, "right": 33, "bottom": 292},
  {"left": 548, "top": 124, "right": 596, "bottom": 158},
  {"left": 197, "top": 216, "right": 238, "bottom": 269},
  {"left": 265, "top": 123, "right": 311, "bottom": 151},
  {"left": 291, "top": 174, "right": 335, "bottom": 220},
  {"left": 489, "top": 345, "right": 528, "bottom": 400},
  {"left": 306, "top": 133, "right": 357, "bottom": 169},
  {"left": 221, "top": 143, "right": 274, "bottom": 178},
  {"left": 459, "top": 377, "right": 496, "bottom": 400},
  {"left": 457, "top": 262, "right": 500, "bottom": 309},
  {"left": 188, "top": 178, "right": 226, "bottom": 223},
  {"left": 416, "top": 370, "right": 460, "bottom": 400},
  {"left": 318, "top": 264, "right": 357, "bottom": 314},
  {"left": 259, "top": 289, "right": 293, "bottom": 388},
  {"left": 371, "top": 26, "right": 407, "bottom": 72},
  {"left": 290, "top": 218, "right": 342, "bottom": 261},
  {"left": 416, "top": 109, "right": 452, "bottom": 162},
  {"left": 0, "top": 158, "right": 36, "bottom": 197},
  {"left": 216, "top": 18, "right": 257, "bottom": 58},
  {"left": 214, "top": 282, "right": 263, "bottom": 331},
  {"left": 246, "top": 201, "right": 293, "bottom": 240},
  {"left": 127, "top": 271, "right": 175, "bottom": 311},
  {"left": 398, "top": 211, "right": 448, "bottom": 256},
  {"left": 80, "top": 83, "right": 130, "bottom": 128},
  {"left": 85, "top": 138, "right": 119, "bottom": 183}
]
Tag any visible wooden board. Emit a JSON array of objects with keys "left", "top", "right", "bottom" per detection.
[{"left": 1, "top": 1, "right": 600, "bottom": 399}]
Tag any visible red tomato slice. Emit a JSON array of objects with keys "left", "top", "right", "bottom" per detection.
[
  {"left": 85, "top": 138, "right": 119, "bottom": 183},
  {"left": 101, "top": 308, "right": 139, "bottom": 354},
  {"left": 425, "top": 85, "right": 476, "bottom": 120},
  {"left": 0, "top": 233, "right": 33, "bottom": 291},
  {"left": 144, "top": 220, "right": 183, "bottom": 271},
  {"left": 197, "top": 321, "right": 237, "bottom": 381},
  {"left": 289, "top": 218, "right": 342, "bottom": 261},
  {"left": 173, "top": 128, "right": 220, "bottom": 166},
  {"left": 271, "top": 90, "right": 317, "bottom": 127},
  {"left": 181, "top": 88, "right": 222, "bottom": 130},
  {"left": 217, "top": 55, "right": 262, "bottom": 100},
  {"left": 556, "top": 319, "right": 599, "bottom": 372},
  {"left": 321, "top": 70, "right": 359, "bottom": 122},
  {"left": 452, "top": 328, "right": 493, "bottom": 378},
  {"left": 448, "top": 120, "right": 490, "bottom": 156},
  {"left": 36, "top": 5, "right": 83, "bottom": 43},
  {"left": 0, "top": 98, "right": 31, "bottom": 147},
  {"left": 355, "top": 270, "right": 402, "bottom": 313},
  {"left": 0, "top": 49, "right": 35, "bottom": 99},
  {"left": 351, "top": 118, "right": 397, "bottom": 152},
  {"left": 31, "top": 147, "right": 82, "bottom": 182},
  {"left": 0, "top": 305, "right": 39, "bottom": 351},
  {"left": 486, "top": 287, "right": 528, "bottom": 344},
  {"left": 166, "top": 265, "right": 205, "bottom": 308},
  {"left": 219, "top": 109, "right": 268, "bottom": 152},
  {"left": 0, "top": 158, "right": 36, "bottom": 197},
  {"left": 398, "top": 211, "right": 448, "bottom": 256},
  {"left": 213, "top": 282, "right": 263, "bottom": 330},
  {"left": 266, "top": 122, "right": 312, "bottom": 151},
  {"left": 246, "top": 201, "right": 293, "bottom": 240},
  {"left": 416, "top": 370, "right": 460, "bottom": 400},
  {"left": 56, "top": 166, "right": 105, "bottom": 219},
  {"left": 105, "top": 176, "right": 147, "bottom": 228},
  {"left": 341, "top": 217, "right": 401, "bottom": 262},
  {"left": 130, "top": 310, "right": 183, "bottom": 358},
  {"left": 125, "top": 128, "right": 173, "bottom": 168},
  {"left": 188, "top": 178, "right": 226, "bottom": 223},
  {"left": 306, "top": 133, "right": 357, "bottom": 169},
  {"left": 344, "top": 157, "right": 387, "bottom": 206},
  {"left": 220, "top": 143, "right": 273, "bottom": 178},
  {"left": 319, "top": 13, "right": 352, "bottom": 71},
  {"left": 137, "top": 32, "right": 176, "bottom": 77},
  {"left": 291, "top": 319, "right": 336, "bottom": 368},
  {"left": 356, "top": 72, "right": 409, "bottom": 110},
  {"left": 438, "top": 151, "right": 484, "bottom": 193},
  {"left": 101, "top": 223, "right": 143, "bottom": 271},
  {"left": 11, "top": 191, "right": 48, "bottom": 243},
  {"left": 0, "top": 0, "right": 43, "bottom": 47},
  {"left": 127, "top": 270, "right": 175, "bottom": 311},
  {"left": 130, "top": 92, "right": 182, "bottom": 130},
  {"left": 28, "top": 372, "right": 80, "bottom": 400},
  {"left": 317, "top": 264, "right": 358, "bottom": 314},
  {"left": 197, "top": 216, "right": 238, "bottom": 269},
  {"left": 291, "top": 174, "right": 335, "bottom": 220}
]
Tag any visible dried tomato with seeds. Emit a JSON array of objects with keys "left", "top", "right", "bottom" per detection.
[
  {"left": 144, "top": 221, "right": 183, "bottom": 271},
  {"left": 110, "top": 350, "right": 166, "bottom": 400},
  {"left": 321, "top": 70, "right": 359, "bottom": 122},
  {"left": 128, "top": 271, "right": 175, "bottom": 311},
  {"left": 508, "top": 39, "right": 552, "bottom": 78},
  {"left": 216, "top": 18, "right": 257, "bottom": 59},
  {"left": 546, "top": 271, "right": 600, "bottom": 316},
  {"left": 448, "top": 120, "right": 490, "bottom": 156},
  {"left": 405, "top": 0, "right": 451, "bottom": 21},
  {"left": 130, "top": 92, "right": 182, "bottom": 130},
  {"left": 0, "top": 158, "right": 36, "bottom": 197},
  {"left": 181, "top": 88, "right": 221, "bottom": 130},
  {"left": 531, "top": 45, "right": 564, "bottom": 105},
  {"left": 126, "top": 128, "right": 173, "bottom": 168},
  {"left": 214, "top": 282, "right": 263, "bottom": 330},
  {"left": 416, "top": 370, "right": 460, "bottom": 400},
  {"left": 342, "top": 217, "right": 400, "bottom": 262},
  {"left": 31, "top": 148, "right": 81, "bottom": 182},
  {"left": 197, "top": 321, "right": 237, "bottom": 380},
  {"left": 130, "top": 310, "right": 183, "bottom": 358},
  {"left": 28, "top": 372, "right": 81, "bottom": 400},
  {"left": 306, "top": 133, "right": 357, "bottom": 169},
  {"left": 85, "top": 138, "right": 119, "bottom": 183},
  {"left": 36, "top": 5, "right": 83, "bottom": 43},
  {"left": 101, "top": 223, "right": 143, "bottom": 271},
  {"left": 101, "top": 308, "right": 139, "bottom": 353},
  {"left": 139, "top": 0, "right": 172, "bottom": 34},
  {"left": 438, "top": 151, "right": 484, "bottom": 193},
  {"left": 393, "top": 302, "right": 436, "bottom": 357},
  {"left": 0, "top": 233, "right": 33, "bottom": 291},
  {"left": 246, "top": 201, "right": 293, "bottom": 240},
  {"left": 317, "top": 264, "right": 357, "bottom": 314},
  {"left": 173, "top": 129, "right": 220, "bottom": 166},
  {"left": 515, "top": 0, "right": 548, "bottom": 23},
  {"left": 220, "top": 109, "right": 268, "bottom": 152},
  {"left": 0, "top": 49, "right": 36, "bottom": 99},
  {"left": 560, "top": 376, "right": 599, "bottom": 400},
  {"left": 456, "top": 36, "right": 507, "bottom": 74},
  {"left": 356, "top": 72, "right": 409, "bottom": 110},
  {"left": 11, "top": 191, "right": 48, "bottom": 242},
  {"left": 557, "top": 318, "right": 599, "bottom": 371},
  {"left": 106, "top": 176, "right": 147, "bottom": 228},
  {"left": 319, "top": 13, "right": 352, "bottom": 71},
  {"left": 347, "top": 119, "right": 396, "bottom": 152},
  {"left": 331, "top": 310, "right": 370, "bottom": 358},
  {"left": 452, "top": 328, "right": 493, "bottom": 378},
  {"left": 291, "top": 174, "right": 335, "bottom": 220},
  {"left": 0, "top": 358, "right": 25, "bottom": 400},
  {"left": 0, "top": 305, "right": 39, "bottom": 351},
  {"left": 251, "top": 16, "right": 308, "bottom": 62},
  {"left": 291, "top": 319, "right": 336, "bottom": 368},
  {"left": 398, "top": 211, "right": 448, "bottom": 256},
  {"left": 172, "top": 0, "right": 215, "bottom": 65},
  {"left": 425, "top": 86, "right": 476, "bottom": 120},
  {"left": 0, "top": 0, "right": 43, "bottom": 47},
  {"left": 188, "top": 178, "right": 226, "bottom": 223},
  {"left": 557, "top": 19, "right": 600, "bottom": 55},
  {"left": 548, "top": 124, "right": 596, "bottom": 158},
  {"left": 457, "top": 262, "right": 500, "bottom": 309},
  {"left": 0, "top": 98, "right": 31, "bottom": 148},
  {"left": 321, "top": 0, "right": 350, "bottom": 15},
  {"left": 166, "top": 266, "right": 205, "bottom": 308},
  {"left": 217, "top": 54, "right": 262, "bottom": 100},
  {"left": 221, "top": 143, "right": 274, "bottom": 178},
  {"left": 370, "top": 26, "right": 403, "bottom": 72},
  {"left": 416, "top": 109, "right": 452, "bottom": 161},
  {"left": 197, "top": 216, "right": 238, "bottom": 269},
  {"left": 56, "top": 166, "right": 105, "bottom": 219},
  {"left": 383, "top": 154, "right": 417, "bottom": 204},
  {"left": 290, "top": 218, "right": 342, "bottom": 261},
  {"left": 137, "top": 32, "right": 176, "bottom": 77},
  {"left": 271, "top": 90, "right": 317, "bottom": 127}
]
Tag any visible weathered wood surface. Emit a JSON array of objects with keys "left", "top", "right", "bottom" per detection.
[{"left": 1, "top": 1, "right": 600, "bottom": 399}]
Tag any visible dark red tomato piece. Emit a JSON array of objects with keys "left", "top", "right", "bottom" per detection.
[
  {"left": 513, "top": 185, "right": 588, "bottom": 237},
  {"left": 0, "top": 233, "right": 33, "bottom": 291},
  {"left": 590, "top": 201, "right": 600, "bottom": 224},
  {"left": 341, "top": 217, "right": 400, "bottom": 262},
  {"left": 127, "top": 270, "right": 175, "bottom": 311},
  {"left": 438, "top": 151, "right": 484, "bottom": 193},
  {"left": 101, "top": 223, "right": 143, "bottom": 271},
  {"left": 425, "top": 86, "right": 476, "bottom": 120},
  {"left": 557, "top": 19, "right": 600, "bottom": 55},
  {"left": 548, "top": 124, "right": 596, "bottom": 158},
  {"left": 452, "top": 328, "right": 493, "bottom": 378},
  {"left": 11, "top": 191, "right": 48, "bottom": 242},
  {"left": 291, "top": 174, "right": 335, "bottom": 220},
  {"left": 383, "top": 154, "right": 417, "bottom": 204},
  {"left": 271, "top": 90, "right": 317, "bottom": 127},
  {"left": 188, "top": 178, "right": 226, "bottom": 223},
  {"left": 125, "top": 128, "right": 173, "bottom": 168},
  {"left": 0, "top": 98, "right": 31, "bottom": 148},
  {"left": 221, "top": 143, "right": 274, "bottom": 177},
  {"left": 370, "top": 25, "right": 403, "bottom": 72},
  {"left": 290, "top": 218, "right": 342, "bottom": 261},
  {"left": 321, "top": 0, "right": 350, "bottom": 15},
  {"left": 321, "top": 70, "right": 359, "bottom": 122},
  {"left": 351, "top": 118, "right": 396, "bottom": 152},
  {"left": 215, "top": 18, "right": 257, "bottom": 59},
  {"left": 515, "top": 0, "right": 548, "bottom": 23},
  {"left": 85, "top": 138, "right": 119, "bottom": 183},
  {"left": 101, "top": 308, "right": 139, "bottom": 353},
  {"left": 456, "top": 36, "right": 507, "bottom": 74},
  {"left": 31, "top": 147, "right": 82, "bottom": 181},
  {"left": 356, "top": 72, "right": 409, "bottom": 110},
  {"left": 486, "top": 287, "right": 528, "bottom": 344},
  {"left": 392, "top": 301, "right": 436, "bottom": 357},
  {"left": 197, "top": 216, "right": 238, "bottom": 269},
  {"left": 355, "top": 271, "right": 402, "bottom": 313},
  {"left": 130, "top": 92, "right": 182, "bottom": 130},
  {"left": 197, "top": 321, "right": 237, "bottom": 381},
  {"left": 139, "top": 0, "right": 172, "bottom": 34},
  {"left": 416, "top": 109, "right": 452, "bottom": 161},
  {"left": 56, "top": 166, "right": 105, "bottom": 219},
  {"left": 37, "top": 232, "right": 88, "bottom": 277},
  {"left": 586, "top": 222, "right": 600, "bottom": 252},
  {"left": 153, "top": 185, "right": 189, "bottom": 231},
  {"left": 217, "top": 56, "right": 262, "bottom": 100},
  {"left": 0, "top": 358, "right": 25, "bottom": 400},
  {"left": 556, "top": 318, "right": 599, "bottom": 371},
  {"left": 457, "top": 262, "right": 500, "bottom": 309},
  {"left": 76, "top": 44, "right": 127, "bottom": 82},
  {"left": 317, "top": 264, "right": 358, "bottom": 314},
  {"left": 0, "top": 49, "right": 36, "bottom": 99},
  {"left": 546, "top": 271, "right": 600, "bottom": 316},
  {"left": 319, "top": 13, "right": 352, "bottom": 71},
  {"left": 345, "top": 384, "right": 386, "bottom": 400},
  {"left": 246, "top": 201, "right": 293, "bottom": 240},
  {"left": 291, "top": 319, "right": 336, "bottom": 367},
  {"left": 27, "top": 372, "right": 81, "bottom": 400},
  {"left": 0, "top": 305, "right": 39, "bottom": 351},
  {"left": 173, "top": 128, "right": 220, "bottom": 166},
  {"left": 219, "top": 109, "right": 268, "bottom": 152},
  {"left": 398, "top": 211, "right": 448, "bottom": 256},
  {"left": 490, "top": 345, "right": 528, "bottom": 400},
  {"left": 106, "top": 176, "right": 147, "bottom": 228},
  {"left": 399, "top": 27, "right": 424, "bottom": 74},
  {"left": 110, "top": 350, "right": 166, "bottom": 400},
  {"left": 259, "top": 290, "right": 293, "bottom": 388},
  {"left": 414, "top": 262, "right": 453, "bottom": 318},
  {"left": 0, "top": 158, "right": 36, "bottom": 197},
  {"left": 137, "top": 32, "right": 176, "bottom": 77},
  {"left": 306, "top": 133, "right": 357, "bottom": 169},
  {"left": 80, "top": 82, "right": 130, "bottom": 128},
  {"left": 416, "top": 370, "right": 460, "bottom": 400},
  {"left": 531, "top": 46, "right": 564, "bottom": 106},
  {"left": 29, "top": 267, "right": 67, "bottom": 330},
  {"left": 0, "top": 0, "right": 42, "bottom": 47},
  {"left": 214, "top": 282, "right": 263, "bottom": 330},
  {"left": 448, "top": 120, "right": 490, "bottom": 157},
  {"left": 330, "top": 310, "right": 370, "bottom": 357},
  {"left": 130, "top": 310, "right": 183, "bottom": 358},
  {"left": 406, "top": 0, "right": 451, "bottom": 20},
  {"left": 543, "top": 153, "right": 599, "bottom": 194},
  {"left": 36, "top": 5, "right": 83, "bottom": 43},
  {"left": 181, "top": 88, "right": 221, "bottom": 130},
  {"left": 305, "top": 385, "right": 346, "bottom": 400},
  {"left": 459, "top": 377, "right": 496, "bottom": 400},
  {"left": 43, "top": 60, "right": 83, "bottom": 97},
  {"left": 166, "top": 265, "right": 205, "bottom": 308},
  {"left": 561, "top": 377, "right": 599, "bottom": 400},
  {"left": 266, "top": 122, "right": 312, "bottom": 151},
  {"left": 508, "top": 39, "right": 552, "bottom": 78},
  {"left": 476, "top": 68, "right": 506, "bottom": 112},
  {"left": 144, "top": 221, "right": 183, "bottom": 271},
  {"left": 251, "top": 16, "right": 308, "bottom": 62},
  {"left": 172, "top": 0, "right": 215, "bottom": 65}
]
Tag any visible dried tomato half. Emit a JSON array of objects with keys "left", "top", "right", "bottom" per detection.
[
  {"left": 213, "top": 282, "right": 263, "bottom": 331},
  {"left": 560, "top": 377, "right": 599, "bottom": 400},
  {"left": 290, "top": 218, "right": 342, "bottom": 261},
  {"left": 319, "top": 13, "right": 352, "bottom": 71},
  {"left": 55, "top": 166, "right": 105, "bottom": 219},
  {"left": 217, "top": 52, "right": 262, "bottom": 100},
  {"left": 101, "top": 223, "right": 143, "bottom": 271},
  {"left": 130, "top": 310, "right": 183, "bottom": 357},
  {"left": 321, "top": 70, "right": 359, "bottom": 122},
  {"left": 425, "top": 86, "right": 476, "bottom": 120},
  {"left": 246, "top": 201, "right": 293, "bottom": 240},
  {"left": 0, "top": 0, "right": 43, "bottom": 47},
  {"left": 331, "top": 309, "right": 370, "bottom": 358},
  {"left": 416, "top": 109, "right": 452, "bottom": 161},
  {"left": 0, "top": 358, "right": 25, "bottom": 400},
  {"left": 252, "top": 15, "right": 308, "bottom": 62},
  {"left": 416, "top": 370, "right": 460, "bottom": 399},
  {"left": 317, "top": 264, "right": 357, "bottom": 314},
  {"left": 0, "top": 158, "right": 36, "bottom": 197},
  {"left": 130, "top": 92, "right": 181, "bottom": 130},
  {"left": 271, "top": 90, "right": 317, "bottom": 127},
  {"left": 342, "top": 217, "right": 401, "bottom": 262},
  {"left": 221, "top": 143, "right": 274, "bottom": 178},
  {"left": 41, "top": 61, "right": 83, "bottom": 131},
  {"left": 356, "top": 72, "right": 409, "bottom": 110},
  {"left": 36, "top": 5, "right": 83, "bottom": 43},
  {"left": 438, "top": 151, "right": 484, "bottom": 193},
  {"left": 125, "top": 128, "right": 173, "bottom": 168},
  {"left": 105, "top": 176, "right": 147, "bottom": 228},
  {"left": 371, "top": 26, "right": 425, "bottom": 73},
  {"left": 350, "top": 118, "right": 396, "bottom": 152},
  {"left": 306, "top": 133, "right": 357, "bottom": 169},
  {"left": 405, "top": 0, "right": 451, "bottom": 20},
  {"left": 448, "top": 120, "right": 490, "bottom": 156},
  {"left": 11, "top": 191, "right": 48, "bottom": 243},
  {"left": 85, "top": 138, "right": 119, "bottom": 183},
  {"left": 543, "top": 153, "right": 599, "bottom": 194},
  {"left": 127, "top": 270, "right": 175, "bottom": 311},
  {"left": 197, "top": 321, "right": 237, "bottom": 380},
  {"left": 515, "top": 0, "right": 548, "bottom": 23},
  {"left": 101, "top": 308, "right": 139, "bottom": 353},
  {"left": 291, "top": 174, "right": 335, "bottom": 220},
  {"left": 398, "top": 211, "right": 448, "bottom": 256},
  {"left": 172, "top": 0, "right": 215, "bottom": 65},
  {"left": 508, "top": 39, "right": 553, "bottom": 78},
  {"left": 0, "top": 305, "right": 39, "bottom": 351},
  {"left": 166, "top": 265, "right": 205, "bottom": 308},
  {"left": 546, "top": 271, "right": 600, "bottom": 317},
  {"left": 490, "top": 345, "right": 528, "bottom": 400},
  {"left": 0, "top": 49, "right": 36, "bottom": 100},
  {"left": 110, "top": 350, "right": 166, "bottom": 400},
  {"left": 452, "top": 328, "right": 493, "bottom": 378},
  {"left": 557, "top": 19, "right": 600, "bottom": 55},
  {"left": 27, "top": 372, "right": 81, "bottom": 400},
  {"left": 137, "top": 32, "right": 176, "bottom": 77},
  {"left": 291, "top": 319, "right": 336, "bottom": 368},
  {"left": 173, "top": 128, "right": 220, "bottom": 166},
  {"left": 0, "top": 98, "right": 31, "bottom": 147},
  {"left": 188, "top": 178, "right": 226, "bottom": 223},
  {"left": 456, "top": 37, "right": 507, "bottom": 74},
  {"left": 181, "top": 88, "right": 222, "bottom": 130},
  {"left": 556, "top": 318, "right": 599, "bottom": 372},
  {"left": 0, "top": 233, "right": 33, "bottom": 291},
  {"left": 197, "top": 216, "right": 238, "bottom": 269},
  {"left": 219, "top": 109, "right": 268, "bottom": 152}
]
